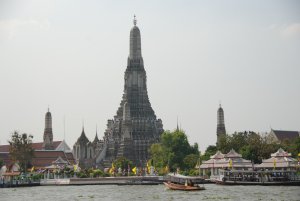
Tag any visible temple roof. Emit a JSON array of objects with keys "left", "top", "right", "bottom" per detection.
[
  {"left": 271, "top": 129, "right": 299, "bottom": 141},
  {"left": 210, "top": 151, "right": 224, "bottom": 159},
  {"left": 0, "top": 150, "right": 75, "bottom": 168},
  {"left": 200, "top": 157, "right": 252, "bottom": 169},
  {"left": 76, "top": 127, "right": 90, "bottom": 144},
  {"left": 271, "top": 148, "right": 292, "bottom": 157},
  {"left": 93, "top": 132, "right": 100, "bottom": 144},
  {"left": 52, "top": 156, "right": 68, "bottom": 165},
  {"left": 224, "top": 149, "right": 242, "bottom": 158},
  {"left": 200, "top": 149, "right": 251, "bottom": 169},
  {"left": 0, "top": 141, "right": 62, "bottom": 152},
  {"left": 32, "top": 150, "right": 75, "bottom": 167}
]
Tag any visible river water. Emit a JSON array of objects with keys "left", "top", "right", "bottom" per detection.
[{"left": 1, "top": 184, "right": 299, "bottom": 201}]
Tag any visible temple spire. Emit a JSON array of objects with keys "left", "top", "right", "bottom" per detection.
[
  {"left": 43, "top": 108, "right": 54, "bottom": 150},
  {"left": 216, "top": 103, "right": 226, "bottom": 146},
  {"left": 133, "top": 15, "right": 137, "bottom": 26},
  {"left": 128, "top": 15, "right": 142, "bottom": 62}
]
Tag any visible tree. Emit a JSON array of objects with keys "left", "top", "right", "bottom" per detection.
[
  {"left": 216, "top": 131, "right": 285, "bottom": 164},
  {"left": 183, "top": 154, "right": 199, "bottom": 169},
  {"left": 113, "top": 157, "right": 133, "bottom": 171},
  {"left": 149, "top": 143, "right": 168, "bottom": 168},
  {"left": 0, "top": 159, "right": 3, "bottom": 168},
  {"left": 217, "top": 134, "right": 231, "bottom": 153},
  {"left": 8, "top": 131, "right": 35, "bottom": 172},
  {"left": 201, "top": 145, "right": 217, "bottom": 161},
  {"left": 150, "top": 129, "right": 199, "bottom": 173}
]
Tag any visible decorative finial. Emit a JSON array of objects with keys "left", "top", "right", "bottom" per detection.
[
  {"left": 133, "top": 15, "right": 137, "bottom": 26},
  {"left": 48, "top": 105, "right": 49, "bottom": 112}
]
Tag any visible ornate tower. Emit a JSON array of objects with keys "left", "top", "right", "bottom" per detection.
[
  {"left": 43, "top": 108, "right": 54, "bottom": 150},
  {"left": 102, "top": 16, "right": 164, "bottom": 165},
  {"left": 216, "top": 104, "right": 226, "bottom": 145}
]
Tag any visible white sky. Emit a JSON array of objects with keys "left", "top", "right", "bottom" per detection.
[{"left": 0, "top": 0, "right": 299, "bottom": 152}]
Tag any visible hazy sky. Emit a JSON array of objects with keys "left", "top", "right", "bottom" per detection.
[{"left": 0, "top": 0, "right": 299, "bottom": 152}]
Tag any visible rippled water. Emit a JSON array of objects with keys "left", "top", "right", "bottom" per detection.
[{"left": 1, "top": 184, "right": 300, "bottom": 201}]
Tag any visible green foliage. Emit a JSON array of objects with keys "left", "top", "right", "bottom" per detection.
[
  {"left": 201, "top": 145, "right": 217, "bottom": 161},
  {"left": 32, "top": 173, "right": 43, "bottom": 180},
  {"left": 0, "top": 159, "right": 3, "bottom": 168},
  {"left": 280, "top": 137, "right": 300, "bottom": 158},
  {"left": 183, "top": 154, "right": 199, "bottom": 169},
  {"left": 188, "top": 169, "right": 200, "bottom": 176},
  {"left": 93, "top": 169, "right": 104, "bottom": 177},
  {"left": 8, "top": 131, "right": 35, "bottom": 172},
  {"left": 113, "top": 157, "right": 133, "bottom": 171},
  {"left": 212, "top": 131, "right": 300, "bottom": 163},
  {"left": 150, "top": 129, "right": 199, "bottom": 174},
  {"left": 77, "top": 172, "right": 88, "bottom": 178}
]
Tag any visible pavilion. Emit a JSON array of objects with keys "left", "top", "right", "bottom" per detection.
[
  {"left": 255, "top": 148, "right": 298, "bottom": 170},
  {"left": 200, "top": 149, "right": 252, "bottom": 179}
]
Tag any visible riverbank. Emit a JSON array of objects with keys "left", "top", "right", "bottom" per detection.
[{"left": 40, "top": 176, "right": 164, "bottom": 186}]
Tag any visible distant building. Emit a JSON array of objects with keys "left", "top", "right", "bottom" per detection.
[
  {"left": 255, "top": 148, "right": 298, "bottom": 170},
  {"left": 43, "top": 108, "right": 54, "bottom": 150},
  {"left": 266, "top": 129, "right": 300, "bottom": 144},
  {"left": 73, "top": 127, "right": 103, "bottom": 168},
  {"left": 200, "top": 149, "right": 252, "bottom": 179},
  {"left": 216, "top": 104, "right": 226, "bottom": 145},
  {"left": 0, "top": 109, "right": 75, "bottom": 169}
]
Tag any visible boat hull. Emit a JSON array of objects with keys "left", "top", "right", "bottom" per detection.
[
  {"left": 163, "top": 182, "right": 205, "bottom": 191},
  {"left": 214, "top": 180, "right": 300, "bottom": 186}
]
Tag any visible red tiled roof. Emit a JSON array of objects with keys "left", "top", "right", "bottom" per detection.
[
  {"left": 272, "top": 130, "right": 299, "bottom": 141},
  {"left": 0, "top": 141, "right": 62, "bottom": 152},
  {"left": 0, "top": 144, "right": 76, "bottom": 167},
  {"left": 0, "top": 145, "right": 10, "bottom": 152},
  {"left": 32, "top": 151, "right": 76, "bottom": 167}
]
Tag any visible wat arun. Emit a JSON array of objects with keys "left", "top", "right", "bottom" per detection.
[{"left": 96, "top": 16, "right": 163, "bottom": 167}]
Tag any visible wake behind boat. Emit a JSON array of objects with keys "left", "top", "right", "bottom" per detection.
[{"left": 164, "top": 174, "right": 205, "bottom": 191}]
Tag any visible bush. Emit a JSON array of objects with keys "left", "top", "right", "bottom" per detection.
[
  {"left": 188, "top": 169, "right": 199, "bottom": 176},
  {"left": 93, "top": 169, "right": 104, "bottom": 177},
  {"left": 32, "top": 174, "right": 43, "bottom": 180},
  {"left": 78, "top": 172, "right": 88, "bottom": 178}
]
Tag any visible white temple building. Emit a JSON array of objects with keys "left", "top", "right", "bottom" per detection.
[
  {"left": 200, "top": 149, "right": 252, "bottom": 179},
  {"left": 255, "top": 148, "right": 298, "bottom": 170}
]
